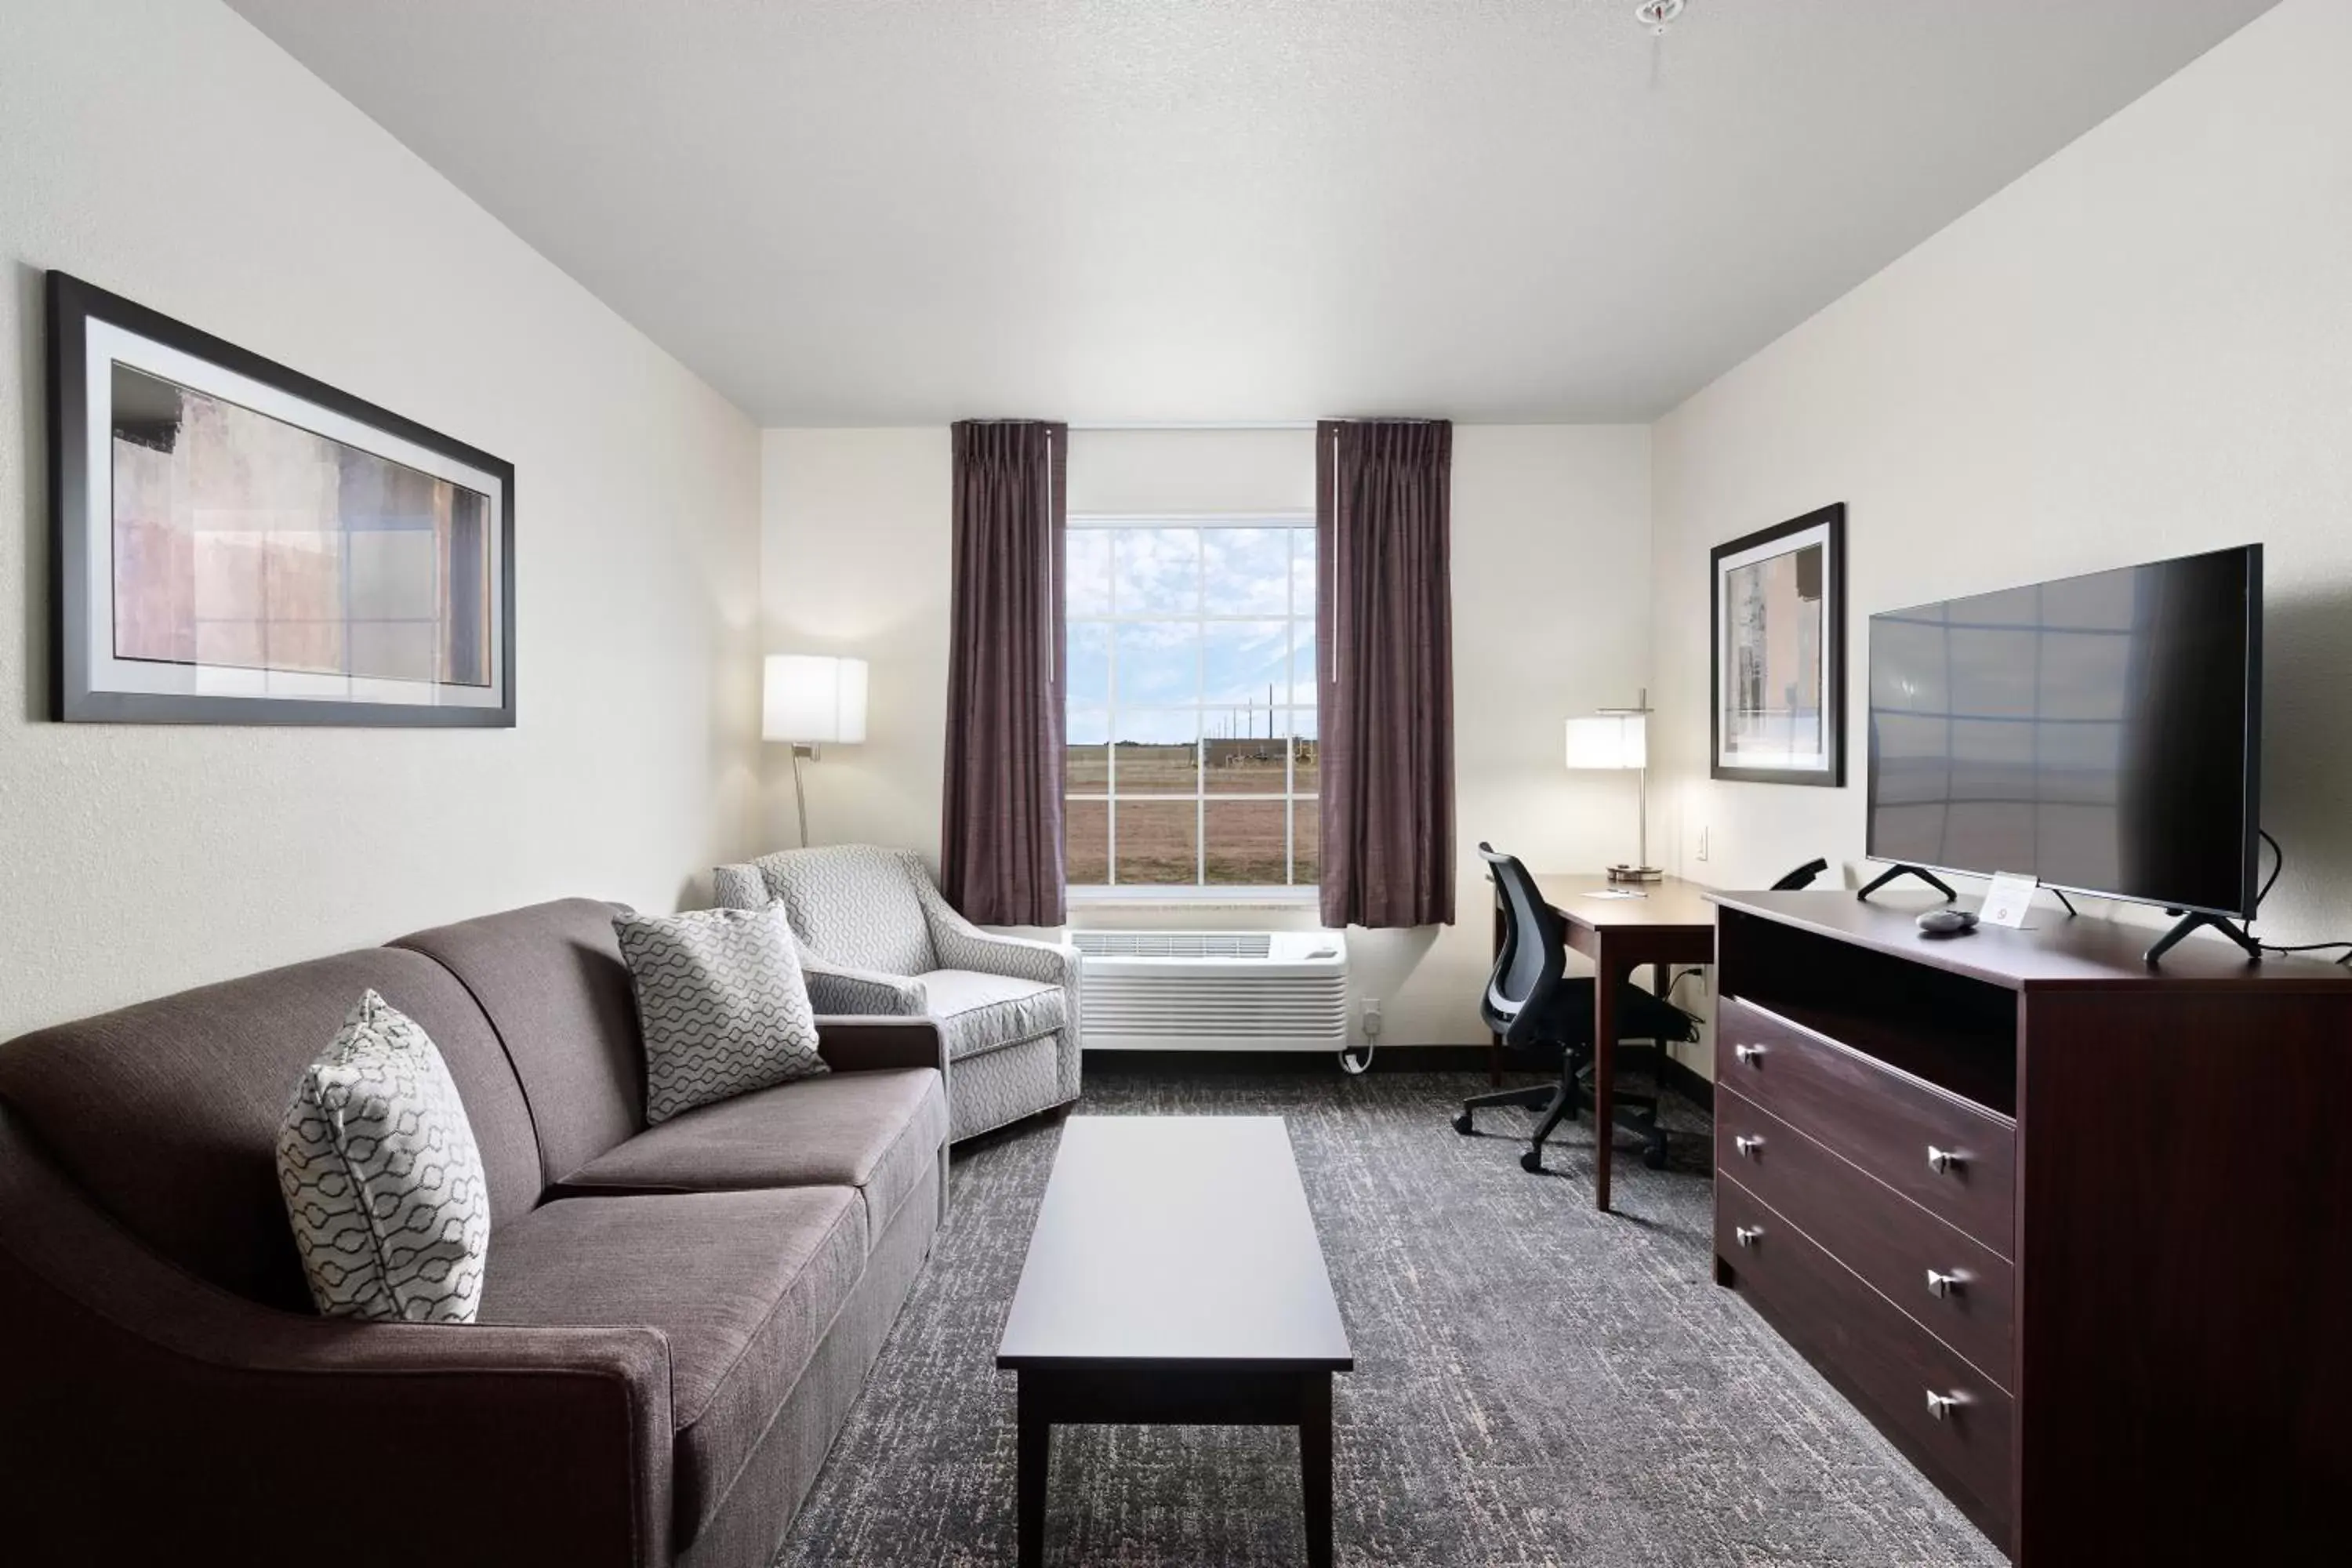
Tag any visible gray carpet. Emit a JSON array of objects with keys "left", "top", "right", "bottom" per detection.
[{"left": 774, "top": 1067, "right": 2006, "bottom": 1566}]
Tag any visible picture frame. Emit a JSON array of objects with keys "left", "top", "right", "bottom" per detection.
[
  {"left": 46, "top": 271, "right": 515, "bottom": 727},
  {"left": 1710, "top": 503, "right": 1844, "bottom": 786}
]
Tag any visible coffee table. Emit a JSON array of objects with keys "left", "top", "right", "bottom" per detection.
[{"left": 996, "top": 1116, "right": 1352, "bottom": 1567}]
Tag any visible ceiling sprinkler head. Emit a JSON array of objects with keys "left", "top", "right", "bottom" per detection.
[{"left": 1636, "top": 0, "right": 1686, "bottom": 34}]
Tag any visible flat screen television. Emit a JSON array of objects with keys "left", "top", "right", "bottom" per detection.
[{"left": 1865, "top": 543, "right": 2263, "bottom": 919}]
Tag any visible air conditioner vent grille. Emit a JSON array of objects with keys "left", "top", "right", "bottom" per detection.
[{"left": 1072, "top": 931, "right": 1272, "bottom": 960}]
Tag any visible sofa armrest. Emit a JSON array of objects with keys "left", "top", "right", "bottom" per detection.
[
  {"left": 801, "top": 954, "right": 927, "bottom": 1015},
  {"left": 816, "top": 1014, "right": 949, "bottom": 1075},
  {"left": 0, "top": 1117, "right": 673, "bottom": 1566}
]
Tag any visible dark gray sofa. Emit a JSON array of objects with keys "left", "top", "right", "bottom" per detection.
[{"left": 0, "top": 898, "right": 949, "bottom": 1567}]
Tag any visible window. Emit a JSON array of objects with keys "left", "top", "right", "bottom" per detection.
[{"left": 1064, "top": 517, "right": 1317, "bottom": 892}]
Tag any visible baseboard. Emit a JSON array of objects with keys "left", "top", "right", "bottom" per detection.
[{"left": 1661, "top": 1053, "right": 1715, "bottom": 1112}]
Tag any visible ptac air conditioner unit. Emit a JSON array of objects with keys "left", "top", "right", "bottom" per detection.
[{"left": 1069, "top": 931, "right": 1349, "bottom": 1052}]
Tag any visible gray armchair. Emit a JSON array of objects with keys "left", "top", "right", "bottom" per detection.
[{"left": 713, "top": 844, "right": 1081, "bottom": 1142}]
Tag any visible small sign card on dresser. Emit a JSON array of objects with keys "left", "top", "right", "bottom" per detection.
[{"left": 1980, "top": 871, "right": 2039, "bottom": 928}]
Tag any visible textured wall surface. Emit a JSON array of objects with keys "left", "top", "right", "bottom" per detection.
[
  {"left": 0, "top": 0, "right": 764, "bottom": 1038},
  {"left": 1650, "top": 0, "right": 2352, "bottom": 1072},
  {"left": 761, "top": 424, "right": 1654, "bottom": 1046}
]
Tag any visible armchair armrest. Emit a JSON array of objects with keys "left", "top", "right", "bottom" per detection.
[
  {"left": 918, "top": 881, "right": 1080, "bottom": 991},
  {"left": 800, "top": 954, "right": 927, "bottom": 1015},
  {"left": 816, "top": 1015, "right": 949, "bottom": 1075},
  {"left": 0, "top": 1119, "right": 672, "bottom": 1566}
]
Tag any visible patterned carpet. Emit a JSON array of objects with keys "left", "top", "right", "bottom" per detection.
[{"left": 773, "top": 1066, "right": 2006, "bottom": 1567}]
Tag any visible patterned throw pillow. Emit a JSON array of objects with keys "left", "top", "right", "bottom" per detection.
[
  {"left": 614, "top": 903, "right": 827, "bottom": 1124},
  {"left": 276, "top": 991, "right": 491, "bottom": 1323}
]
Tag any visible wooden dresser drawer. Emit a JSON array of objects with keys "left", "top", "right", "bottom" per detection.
[
  {"left": 1716, "top": 1087, "right": 2013, "bottom": 1389},
  {"left": 1716, "top": 995, "right": 2016, "bottom": 1255},
  {"left": 1717, "top": 1176, "right": 2013, "bottom": 1541}
]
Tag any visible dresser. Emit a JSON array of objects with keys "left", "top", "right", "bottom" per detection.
[{"left": 1708, "top": 890, "right": 2352, "bottom": 1564}]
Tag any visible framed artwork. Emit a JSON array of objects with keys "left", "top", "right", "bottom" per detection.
[
  {"left": 47, "top": 272, "right": 514, "bottom": 726},
  {"left": 1711, "top": 503, "right": 1844, "bottom": 786}
]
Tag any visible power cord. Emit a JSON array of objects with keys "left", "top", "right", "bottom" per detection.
[{"left": 2251, "top": 829, "right": 2352, "bottom": 964}]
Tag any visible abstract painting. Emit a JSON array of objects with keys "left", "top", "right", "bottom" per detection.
[
  {"left": 1711, "top": 503, "right": 1844, "bottom": 786},
  {"left": 48, "top": 273, "right": 514, "bottom": 725}
]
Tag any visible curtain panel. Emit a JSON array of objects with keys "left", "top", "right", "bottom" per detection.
[
  {"left": 940, "top": 419, "right": 1069, "bottom": 925},
  {"left": 1316, "top": 419, "right": 1456, "bottom": 929}
]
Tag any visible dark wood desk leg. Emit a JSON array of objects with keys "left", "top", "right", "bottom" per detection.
[
  {"left": 1300, "top": 1370, "right": 1334, "bottom": 1568},
  {"left": 1017, "top": 1376, "right": 1048, "bottom": 1568},
  {"left": 1592, "top": 936, "right": 1618, "bottom": 1213}
]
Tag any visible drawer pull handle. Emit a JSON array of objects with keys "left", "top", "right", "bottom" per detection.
[
  {"left": 1733, "top": 1044, "right": 1765, "bottom": 1067},
  {"left": 1927, "top": 1145, "right": 1966, "bottom": 1175},
  {"left": 1733, "top": 1134, "right": 1763, "bottom": 1160},
  {"left": 1733, "top": 1225, "right": 1764, "bottom": 1250},
  {"left": 1926, "top": 1269, "right": 1965, "bottom": 1299},
  {"left": 1926, "top": 1390, "right": 1965, "bottom": 1422}
]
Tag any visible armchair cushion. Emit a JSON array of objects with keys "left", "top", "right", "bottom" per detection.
[
  {"left": 480, "top": 1185, "right": 865, "bottom": 1548},
  {"left": 919, "top": 969, "right": 1068, "bottom": 1063}
]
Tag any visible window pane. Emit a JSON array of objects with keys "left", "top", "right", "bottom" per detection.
[
  {"left": 1112, "top": 709, "right": 1198, "bottom": 795},
  {"left": 1291, "top": 527, "right": 1316, "bottom": 619},
  {"left": 1065, "top": 708, "right": 1109, "bottom": 793},
  {"left": 1290, "top": 708, "right": 1319, "bottom": 793},
  {"left": 1287, "top": 619, "right": 1317, "bottom": 706},
  {"left": 1200, "top": 528, "right": 1291, "bottom": 615},
  {"left": 1065, "top": 529, "right": 1112, "bottom": 617},
  {"left": 1065, "top": 798, "right": 1109, "bottom": 884},
  {"left": 1114, "top": 621, "right": 1199, "bottom": 705},
  {"left": 1206, "top": 728, "right": 1291, "bottom": 795},
  {"left": 1204, "top": 799, "right": 1287, "bottom": 886},
  {"left": 1202, "top": 619, "right": 1290, "bottom": 710},
  {"left": 1067, "top": 621, "right": 1109, "bottom": 706},
  {"left": 1112, "top": 528, "right": 1200, "bottom": 615},
  {"left": 1293, "top": 798, "right": 1321, "bottom": 885},
  {"left": 1115, "top": 800, "right": 1197, "bottom": 885}
]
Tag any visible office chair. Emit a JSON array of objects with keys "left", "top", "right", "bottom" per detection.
[
  {"left": 1455, "top": 844, "right": 1699, "bottom": 1174},
  {"left": 1773, "top": 858, "right": 1830, "bottom": 891}
]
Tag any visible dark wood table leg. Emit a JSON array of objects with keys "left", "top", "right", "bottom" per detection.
[
  {"left": 1592, "top": 935, "right": 1619, "bottom": 1213},
  {"left": 1299, "top": 1370, "right": 1333, "bottom": 1568},
  {"left": 1018, "top": 1375, "right": 1048, "bottom": 1568}
]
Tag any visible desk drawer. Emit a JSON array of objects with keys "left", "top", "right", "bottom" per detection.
[
  {"left": 1716, "top": 1088, "right": 2013, "bottom": 1390},
  {"left": 1716, "top": 996, "right": 2015, "bottom": 1255},
  {"left": 1717, "top": 1177, "right": 2013, "bottom": 1540}
]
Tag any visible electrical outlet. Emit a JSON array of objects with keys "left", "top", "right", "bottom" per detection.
[
  {"left": 1362, "top": 998, "right": 1383, "bottom": 1039},
  {"left": 1697, "top": 826, "right": 1711, "bottom": 862}
]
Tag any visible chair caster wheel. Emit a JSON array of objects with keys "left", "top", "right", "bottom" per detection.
[
  {"left": 1643, "top": 1135, "right": 1671, "bottom": 1171},
  {"left": 1520, "top": 1149, "right": 1544, "bottom": 1174},
  {"left": 1453, "top": 1112, "right": 1476, "bottom": 1136}
]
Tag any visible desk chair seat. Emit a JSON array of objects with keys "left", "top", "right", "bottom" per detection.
[{"left": 1458, "top": 844, "right": 1698, "bottom": 1174}]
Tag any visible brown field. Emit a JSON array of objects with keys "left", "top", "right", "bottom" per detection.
[{"left": 1064, "top": 747, "right": 1319, "bottom": 886}]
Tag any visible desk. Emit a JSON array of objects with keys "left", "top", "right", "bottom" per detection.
[{"left": 1489, "top": 872, "right": 1715, "bottom": 1211}]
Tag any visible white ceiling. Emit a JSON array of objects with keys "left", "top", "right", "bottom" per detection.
[{"left": 227, "top": 0, "right": 2274, "bottom": 426}]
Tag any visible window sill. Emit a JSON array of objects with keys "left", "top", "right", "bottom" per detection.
[{"left": 1065, "top": 886, "right": 1319, "bottom": 911}]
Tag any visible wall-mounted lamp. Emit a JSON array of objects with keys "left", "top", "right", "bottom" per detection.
[
  {"left": 764, "top": 654, "right": 868, "bottom": 847},
  {"left": 1566, "top": 688, "right": 1658, "bottom": 884}
]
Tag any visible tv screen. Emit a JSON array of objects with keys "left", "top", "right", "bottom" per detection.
[{"left": 1865, "top": 544, "right": 2262, "bottom": 917}]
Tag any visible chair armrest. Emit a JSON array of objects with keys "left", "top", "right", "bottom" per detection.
[
  {"left": 800, "top": 954, "right": 927, "bottom": 1015},
  {"left": 919, "top": 881, "right": 1080, "bottom": 989},
  {"left": 712, "top": 861, "right": 768, "bottom": 910},
  {"left": 816, "top": 1015, "right": 949, "bottom": 1075},
  {"left": 0, "top": 1117, "right": 673, "bottom": 1566}
]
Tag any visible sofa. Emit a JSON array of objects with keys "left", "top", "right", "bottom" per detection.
[
  {"left": 0, "top": 898, "right": 949, "bottom": 1568},
  {"left": 713, "top": 844, "right": 1082, "bottom": 1142}
]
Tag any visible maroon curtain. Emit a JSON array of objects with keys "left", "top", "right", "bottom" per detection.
[
  {"left": 1317, "top": 419, "right": 1455, "bottom": 929},
  {"left": 941, "top": 420, "right": 1069, "bottom": 925}
]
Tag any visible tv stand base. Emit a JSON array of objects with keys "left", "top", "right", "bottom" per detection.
[
  {"left": 2146, "top": 909, "right": 2262, "bottom": 966},
  {"left": 1857, "top": 864, "right": 1957, "bottom": 903}
]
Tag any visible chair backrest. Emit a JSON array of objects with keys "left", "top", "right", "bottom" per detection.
[
  {"left": 1479, "top": 843, "right": 1568, "bottom": 1047},
  {"left": 751, "top": 844, "right": 938, "bottom": 976},
  {"left": 1772, "top": 858, "right": 1831, "bottom": 891}
]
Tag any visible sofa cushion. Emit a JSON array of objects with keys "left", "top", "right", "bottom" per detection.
[
  {"left": 0, "top": 948, "right": 538, "bottom": 1311},
  {"left": 277, "top": 990, "right": 492, "bottom": 1323},
  {"left": 614, "top": 905, "right": 827, "bottom": 1124},
  {"left": 480, "top": 1186, "right": 866, "bottom": 1548},
  {"left": 920, "top": 968, "right": 1067, "bottom": 1062},
  {"left": 559, "top": 1068, "right": 946, "bottom": 1242},
  {"left": 391, "top": 898, "right": 646, "bottom": 1186},
  {"left": 753, "top": 844, "right": 936, "bottom": 975}
]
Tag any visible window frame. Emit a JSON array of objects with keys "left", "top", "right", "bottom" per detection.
[{"left": 1063, "top": 511, "right": 1319, "bottom": 904}]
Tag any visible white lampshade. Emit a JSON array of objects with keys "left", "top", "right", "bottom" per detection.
[
  {"left": 1565, "top": 712, "right": 1646, "bottom": 771},
  {"left": 764, "top": 655, "right": 868, "bottom": 743}
]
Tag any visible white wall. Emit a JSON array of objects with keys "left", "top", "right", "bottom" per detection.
[
  {"left": 760, "top": 423, "right": 1653, "bottom": 1045},
  {"left": 1650, "top": 0, "right": 2352, "bottom": 1072},
  {"left": 0, "top": 0, "right": 764, "bottom": 1040}
]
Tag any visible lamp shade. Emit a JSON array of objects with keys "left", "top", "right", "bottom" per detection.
[
  {"left": 764, "top": 655, "right": 867, "bottom": 743},
  {"left": 1565, "top": 712, "right": 1646, "bottom": 771}
]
